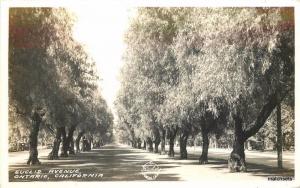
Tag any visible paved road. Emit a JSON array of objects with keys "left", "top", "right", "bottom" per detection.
[
  {"left": 180, "top": 146, "right": 294, "bottom": 169},
  {"left": 8, "top": 144, "right": 294, "bottom": 181}
]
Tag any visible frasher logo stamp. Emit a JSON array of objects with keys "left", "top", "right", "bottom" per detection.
[{"left": 141, "top": 161, "right": 160, "bottom": 181}]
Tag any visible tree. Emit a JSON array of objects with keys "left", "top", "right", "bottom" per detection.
[
  {"left": 171, "top": 8, "right": 294, "bottom": 171},
  {"left": 9, "top": 8, "right": 76, "bottom": 164},
  {"left": 120, "top": 8, "right": 185, "bottom": 154},
  {"left": 9, "top": 8, "right": 114, "bottom": 164},
  {"left": 117, "top": 8, "right": 294, "bottom": 173}
]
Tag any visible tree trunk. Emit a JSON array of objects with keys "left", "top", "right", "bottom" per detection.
[
  {"left": 27, "top": 111, "right": 43, "bottom": 165},
  {"left": 48, "top": 127, "right": 63, "bottom": 160},
  {"left": 137, "top": 138, "right": 142, "bottom": 149},
  {"left": 168, "top": 128, "right": 177, "bottom": 157},
  {"left": 227, "top": 86, "right": 292, "bottom": 172},
  {"left": 142, "top": 140, "right": 147, "bottom": 150},
  {"left": 147, "top": 137, "right": 153, "bottom": 152},
  {"left": 228, "top": 116, "right": 247, "bottom": 172},
  {"left": 179, "top": 130, "right": 188, "bottom": 159},
  {"left": 67, "top": 126, "right": 76, "bottom": 155},
  {"left": 130, "top": 129, "right": 136, "bottom": 148},
  {"left": 75, "top": 131, "right": 84, "bottom": 153},
  {"left": 153, "top": 127, "right": 161, "bottom": 153},
  {"left": 130, "top": 141, "right": 134, "bottom": 147},
  {"left": 60, "top": 127, "right": 68, "bottom": 157},
  {"left": 87, "top": 137, "right": 92, "bottom": 151},
  {"left": 160, "top": 128, "right": 166, "bottom": 155},
  {"left": 154, "top": 140, "right": 160, "bottom": 153},
  {"left": 131, "top": 140, "right": 137, "bottom": 148},
  {"left": 277, "top": 101, "right": 283, "bottom": 168},
  {"left": 199, "top": 126, "right": 209, "bottom": 164},
  {"left": 69, "top": 138, "right": 75, "bottom": 155}
]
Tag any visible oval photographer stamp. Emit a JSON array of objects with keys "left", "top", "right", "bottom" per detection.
[{"left": 141, "top": 161, "right": 161, "bottom": 181}]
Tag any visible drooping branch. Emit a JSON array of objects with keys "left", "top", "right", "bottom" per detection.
[
  {"left": 244, "top": 86, "right": 291, "bottom": 139},
  {"left": 43, "top": 123, "right": 55, "bottom": 136},
  {"left": 124, "top": 121, "right": 135, "bottom": 141}
]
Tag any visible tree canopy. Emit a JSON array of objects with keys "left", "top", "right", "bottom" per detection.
[
  {"left": 115, "top": 7, "right": 294, "bottom": 166},
  {"left": 9, "top": 8, "right": 113, "bottom": 155}
]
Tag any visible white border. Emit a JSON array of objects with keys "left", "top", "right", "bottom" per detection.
[{"left": 0, "top": 0, "right": 299, "bottom": 188}]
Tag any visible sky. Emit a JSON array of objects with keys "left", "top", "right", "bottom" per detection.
[{"left": 71, "top": 5, "right": 135, "bottom": 115}]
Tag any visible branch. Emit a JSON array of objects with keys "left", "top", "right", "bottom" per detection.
[
  {"left": 124, "top": 121, "right": 135, "bottom": 141},
  {"left": 15, "top": 107, "right": 29, "bottom": 117},
  {"left": 42, "top": 124, "right": 55, "bottom": 136},
  {"left": 244, "top": 86, "right": 291, "bottom": 139}
]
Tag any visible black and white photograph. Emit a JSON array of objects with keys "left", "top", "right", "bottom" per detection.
[{"left": 0, "top": 0, "right": 298, "bottom": 187}]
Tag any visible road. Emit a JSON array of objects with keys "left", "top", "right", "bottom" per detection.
[
  {"left": 8, "top": 144, "right": 294, "bottom": 181},
  {"left": 181, "top": 146, "right": 294, "bottom": 169}
]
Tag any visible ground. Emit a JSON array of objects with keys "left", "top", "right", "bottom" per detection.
[{"left": 9, "top": 144, "right": 294, "bottom": 181}]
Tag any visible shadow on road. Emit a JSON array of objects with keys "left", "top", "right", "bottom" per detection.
[
  {"left": 9, "top": 145, "right": 294, "bottom": 181},
  {"left": 206, "top": 157, "right": 294, "bottom": 178},
  {"left": 157, "top": 152, "right": 294, "bottom": 179},
  {"left": 9, "top": 145, "right": 180, "bottom": 181}
]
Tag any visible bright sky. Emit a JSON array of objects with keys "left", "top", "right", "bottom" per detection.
[{"left": 70, "top": 5, "right": 135, "bottom": 114}]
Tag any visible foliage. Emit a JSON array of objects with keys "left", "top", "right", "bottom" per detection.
[
  {"left": 9, "top": 8, "right": 113, "bottom": 145},
  {"left": 115, "top": 7, "right": 294, "bottom": 149}
]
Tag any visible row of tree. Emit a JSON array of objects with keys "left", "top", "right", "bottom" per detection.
[
  {"left": 115, "top": 8, "right": 294, "bottom": 172},
  {"left": 9, "top": 8, "right": 113, "bottom": 165}
]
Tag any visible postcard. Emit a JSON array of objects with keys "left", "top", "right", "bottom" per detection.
[{"left": 0, "top": 0, "right": 299, "bottom": 188}]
